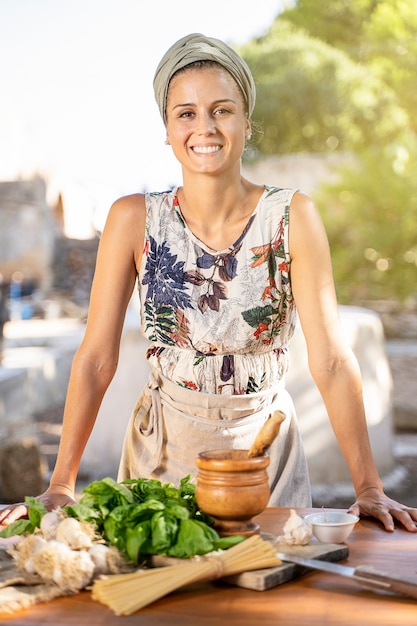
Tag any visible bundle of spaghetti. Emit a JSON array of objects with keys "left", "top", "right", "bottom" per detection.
[{"left": 91, "top": 534, "right": 281, "bottom": 615}]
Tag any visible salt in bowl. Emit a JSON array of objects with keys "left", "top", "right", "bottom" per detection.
[{"left": 304, "top": 511, "right": 359, "bottom": 543}]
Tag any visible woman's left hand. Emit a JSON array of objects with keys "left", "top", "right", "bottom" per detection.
[{"left": 348, "top": 487, "right": 417, "bottom": 532}]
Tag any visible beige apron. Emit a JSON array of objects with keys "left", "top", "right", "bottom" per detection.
[{"left": 117, "top": 369, "right": 311, "bottom": 507}]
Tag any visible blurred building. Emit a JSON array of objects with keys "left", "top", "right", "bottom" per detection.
[{"left": 0, "top": 177, "right": 55, "bottom": 295}]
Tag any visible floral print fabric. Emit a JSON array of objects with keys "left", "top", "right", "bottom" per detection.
[{"left": 138, "top": 185, "right": 298, "bottom": 395}]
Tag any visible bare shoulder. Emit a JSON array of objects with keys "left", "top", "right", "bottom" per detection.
[
  {"left": 101, "top": 193, "right": 146, "bottom": 245},
  {"left": 289, "top": 190, "right": 329, "bottom": 257},
  {"left": 97, "top": 193, "right": 147, "bottom": 271},
  {"left": 290, "top": 190, "right": 318, "bottom": 215},
  {"left": 107, "top": 192, "right": 146, "bottom": 223}
]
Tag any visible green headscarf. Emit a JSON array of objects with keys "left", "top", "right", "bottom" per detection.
[{"left": 153, "top": 33, "right": 256, "bottom": 124}]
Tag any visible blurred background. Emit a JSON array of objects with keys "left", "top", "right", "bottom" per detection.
[{"left": 0, "top": 0, "right": 416, "bottom": 506}]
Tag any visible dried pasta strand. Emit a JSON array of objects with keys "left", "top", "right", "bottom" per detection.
[
  {"left": 91, "top": 534, "right": 281, "bottom": 616},
  {"left": 93, "top": 560, "right": 215, "bottom": 614}
]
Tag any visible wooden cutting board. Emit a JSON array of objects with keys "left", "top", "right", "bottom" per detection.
[
  {"left": 151, "top": 532, "right": 349, "bottom": 592},
  {"left": 223, "top": 532, "right": 349, "bottom": 590}
]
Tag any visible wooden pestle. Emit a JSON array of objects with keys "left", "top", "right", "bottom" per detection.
[{"left": 247, "top": 410, "right": 286, "bottom": 458}]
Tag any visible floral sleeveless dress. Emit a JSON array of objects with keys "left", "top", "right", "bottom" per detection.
[{"left": 118, "top": 185, "right": 311, "bottom": 506}]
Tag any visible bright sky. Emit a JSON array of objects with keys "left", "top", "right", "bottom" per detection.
[{"left": 0, "top": 0, "right": 288, "bottom": 236}]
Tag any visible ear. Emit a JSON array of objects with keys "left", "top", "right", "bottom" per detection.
[{"left": 245, "top": 118, "right": 252, "bottom": 140}]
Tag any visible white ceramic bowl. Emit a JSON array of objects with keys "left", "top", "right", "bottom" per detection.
[{"left": 304, "top": 511, "right": 359, "bottom": 543}]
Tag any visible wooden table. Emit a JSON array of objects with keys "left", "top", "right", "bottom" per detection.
[{"left": 1, "top": 507, "right": 416, "bottom": 625}]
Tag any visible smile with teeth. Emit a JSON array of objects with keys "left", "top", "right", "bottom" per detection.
[{"left": 192, "top": 145, "right": 221, "bottom": 154}]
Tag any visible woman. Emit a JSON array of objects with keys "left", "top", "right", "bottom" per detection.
[{"left": 1, "top": 33, "right": 416, "bottom": 532}]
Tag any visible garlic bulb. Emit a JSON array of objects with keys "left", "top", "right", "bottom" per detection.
[
  {"left": 282, "top": 508, "right": 313, "bottom": 545},
  {"left": 52, "top": 549, "right": 95, "bottom": 592},
  {"left": 55, "top": 517, "right": 93, "bottom": 549},
  {"left": 31, "top": 540, "right": 71, "bottom": 583},
  {"left": 28, "top": 539, "right": 94, "bottom": 592}
]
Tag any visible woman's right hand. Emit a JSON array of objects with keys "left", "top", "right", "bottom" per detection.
[{"left": 0, "top": 488, "right": 76, "bottom": 526}]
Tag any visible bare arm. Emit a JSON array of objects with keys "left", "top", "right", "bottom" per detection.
[
  {"left": 0, "top": 193, "right": 146, "bottom": 521},
  {"left": 289, "top": 191, "right": 417, "bottom": 532}
]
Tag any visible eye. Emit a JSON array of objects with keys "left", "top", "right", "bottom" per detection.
[
  {"left": 214, "top": 107, "right": 231, "bottom": 115},
  {"left": 179, "top": 110, "right": 195, "bottom": 118}
]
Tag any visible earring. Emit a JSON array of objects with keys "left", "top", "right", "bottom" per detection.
[
  {"left": 165, "top": 138, "right": 170, "bottom": 145},
  {"left": 246, "top": 133, "right": 252, "bottom": 141}
]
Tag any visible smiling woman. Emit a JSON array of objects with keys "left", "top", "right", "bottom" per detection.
[{"left": 1, "top": 31, "right": 417, "bottom": 535}]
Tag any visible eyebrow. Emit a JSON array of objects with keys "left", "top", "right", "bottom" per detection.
[{"left": 172, "top": 98, "right": 237, "bottom": 110}]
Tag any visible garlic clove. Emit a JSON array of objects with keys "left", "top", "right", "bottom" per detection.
[
  {"left": 282, "top": 508, "right": 313, "bottom": 545},
  {"left": 88, "top": 544, "right": 111, "bottom": 575},
  {"left": 40, "top": 511, "right": 62, "bottom": 540},
  {"left": 55, "top": 517, "right": 93, "bottom": 549}
]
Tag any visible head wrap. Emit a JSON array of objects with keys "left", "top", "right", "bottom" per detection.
[{"left": 153, "top": 33, "right": 256, "bottom": 124}]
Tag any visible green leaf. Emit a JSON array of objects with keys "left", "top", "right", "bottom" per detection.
[
  {"left": 164, "top": 503, "right": 190, "bottom": 520},
  {"left": 64, "top": 503, "right": 102, "bottom": 523},
  {"left": 107, "top": 504, "right": 135, "bottom": 523},
  {"left": 214, "top": 535, "right": 246, "bottom": 550},
  {"left": 150, "top": 512, "right": 181, "bottom": 553},
  {"left": 25, "top": 496, "right": 47, "bottom": 529},
  {"left": 128, "top": 499, "right": 166, "bottom": 523},
  {"left": 103, "top": 516, "right": 123, "bottom": 548},
  {"left": 0, "top": 519, "right": 34, "bottom": 538},
  {"left": 179, "top": 475, "right": 195, "bottom": 496},
  {"left": 82, "top": 476, "right": 134, "bottom": 505},
  {"left": 167, "top": 519, "right": 219, "bottom": 558},
  {"left": 125, "top": 522, "right": 151, "bottom": 562},
  {"left": 149, "top": 512, "right": 170, "bottom": 553},
  {"left": 128, "top": 478, "right": 167, "bottom": 503}
]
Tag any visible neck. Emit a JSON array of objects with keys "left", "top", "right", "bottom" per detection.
[
  {"left": 180, "top": 171, "right": 249, "bottom": 220},
  {"left": 176, "top": 173, "right": 264, "bottom": 251}
]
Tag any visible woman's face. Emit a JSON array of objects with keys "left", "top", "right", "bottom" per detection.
[{"left": 165, "top": 66, "right": 251, "bottom": 177}]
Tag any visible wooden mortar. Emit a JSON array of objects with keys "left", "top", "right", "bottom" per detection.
[{"left": 195, "top": 449, "right": 270, "bottom": 537}]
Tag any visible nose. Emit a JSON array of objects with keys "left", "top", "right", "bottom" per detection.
[{"left": 196, "top": 111, "right": 216, "bottom": 135}]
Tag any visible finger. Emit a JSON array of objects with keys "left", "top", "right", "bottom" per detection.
[
  {"left": 0, "top": 503, "right": 28, "bottom": 525},
  {"left": 370, "top": 509, "right": 395, "bottom": 532},
  {"left": 404, "top": 507, "right": 417, "bottom": 523},
  {"left": 0, "top": 506, "right": 26, "bottom": 525},
  {"left": 0, "top": 507, "right": 10, "bottom": 523},
  {"left": 380, "top": 516, "right": 395, "bottom": 532},
  {"left": 390, "top": 508, "right": 417, "bottom": 532},
  {"left": 0, "top": 505, "right": 16, "bottom": 523}
]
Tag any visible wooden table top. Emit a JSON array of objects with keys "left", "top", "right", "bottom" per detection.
[{"left": 1, "top": 507, "right": 417, "bottom": 625}]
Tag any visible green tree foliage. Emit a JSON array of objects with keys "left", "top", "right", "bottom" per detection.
[
  {"left": 364, "top": 1, "right": 417, "bottom": 133},
  {"left": 240, "top": 2, "right": 417, "bottom": 304},
  {"left": 282, "top": 0, "right": 417, "bottom": 132},
  {"left": 240, "top": 20, "right": 408, "bottom": 156},
  {"left": 315, "top": 141, "right": 417, "bottom": 304},
  {"left": 280, "top": 0, "right": 378, "bottom": 52}
]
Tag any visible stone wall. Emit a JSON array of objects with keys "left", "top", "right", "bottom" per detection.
[
  {"left": 52, "top": 237, "right": 99, "bottom": 311},
  {"left": 243, "top": 152, "right": 352, "bottom": 195},
  {"left": 0, "top": 177, "right": 55, "bottom": 292}
]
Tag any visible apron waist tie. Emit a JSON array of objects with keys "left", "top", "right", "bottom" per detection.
[{"left": 138, "top": 370, "right": 164, "bottom": 473}]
